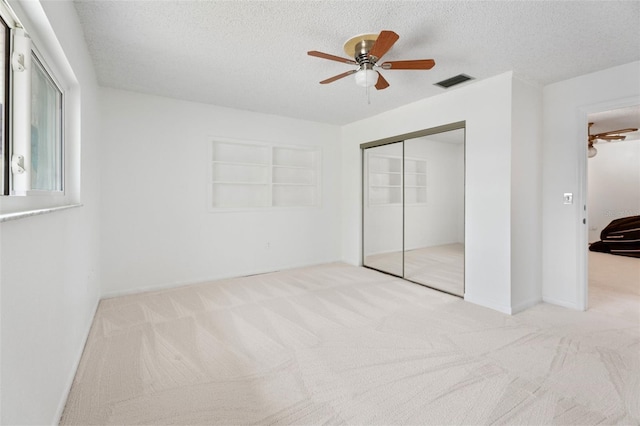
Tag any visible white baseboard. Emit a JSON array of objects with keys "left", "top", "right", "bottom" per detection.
[
  {"left": 363, "top": 248, "right": 401, "bottom": 257},
  {"left": 464, "top": 293, "right": 513, "bottom": 315},
  {"left": 542, "top": 295, "right": 582, "bottom": 311},
  {"left": 100, "top": 258, "right": 342, "bottom": 300},
  {"left": 54, "top": 295, "right": 100, "bottom": 424},
  {"left": 465, "top": 294, "right": 543, "bottom": 315}
]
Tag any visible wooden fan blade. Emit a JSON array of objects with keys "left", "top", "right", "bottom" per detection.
[
  {"left": 594, "top": 128, "right": 638, "bottom": 138},
  {"left": 380, "top": 59, "right": 436, "bottom": 70},
  {"left": 369, "top": 30, "right": 399, "bottom": 61},
  {"left": 320, "top": 70, "right": 356, "bottom": 84},
  {"left": 375, "top": 72, "right": 389, "bottom": 90},
  {"left": 597, "top": 135, "right": 626, "bottom": 141},
  {"left": 308, "top": 50, "right": 357, "bottom": 65}
]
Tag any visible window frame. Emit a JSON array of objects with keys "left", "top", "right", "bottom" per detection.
[
  {"left": 0, "top": 13, "right": 9, "bottom": 195},
  {"left": 0, "top": 0, "right": 80, "bottom": 219}
]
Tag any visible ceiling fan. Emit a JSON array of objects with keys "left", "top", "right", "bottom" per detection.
[
  {"left": 307, "top": 30, "right": 435, "bottom": 90},
  {"left": 588, "top": 122, "right": 638, "bottom": 158}
]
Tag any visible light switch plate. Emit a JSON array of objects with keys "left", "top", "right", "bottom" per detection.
[{"left": 563, "top": 193, "right": 573, "bottom": 204}]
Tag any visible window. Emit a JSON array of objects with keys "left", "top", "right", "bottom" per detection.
[
  {"left": 210, "top": 139, "right": 321, "bottom": 209},
  {"left": 0, "top": 1, "right": 66, "bottom": 200},
  {"left": 30, "top": 53, "right": 63, "bottom": 192}
]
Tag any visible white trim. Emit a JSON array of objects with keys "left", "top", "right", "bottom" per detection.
[
  {"left": 13, "top": 189, "right": 65, "bottom": 196},
  {"left": 8, "top": 0, "right": 76, "bottom": 91},
  {"left": 101, "top": 258, "right": 342, "bottom": 300},
  {"left": 577, "top": 96, "right": 640, "bottom": 312},
  {"left": 10, "top": 27, "right": 32, "bottom": 194},
  {"left": 0, "top": 0, "right": 21, "bottom": 28},
  {"left": 542, "top": 295, "right": 581, "bottom": 311},
  {"left": 0, "top": 203, "right": 81, "bottom": 222},
  {"left": 464, "top": 293, "right": 512, "bottom": 315}
]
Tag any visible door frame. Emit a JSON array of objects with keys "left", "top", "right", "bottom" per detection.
[
  {"left": 577, "top": 96, "right": 640, "bottom": 310},
  {"left": 359, "top": 121, "right": 465, "bottom": 150}
]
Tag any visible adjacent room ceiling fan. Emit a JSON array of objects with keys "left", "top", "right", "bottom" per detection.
[
  {"left": 588, "top": 122, "right": 638, "bottom": 158},
  {"left": 307, "top": 30, "right": 435, "bottom": 90}
]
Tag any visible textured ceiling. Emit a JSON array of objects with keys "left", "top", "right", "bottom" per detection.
[{"left": 73, "top": 0, "right": 640, "bottom": 125}]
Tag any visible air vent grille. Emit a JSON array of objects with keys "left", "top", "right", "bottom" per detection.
[{"left": 434, "top": 74, "right": 474, "bottom": 89}]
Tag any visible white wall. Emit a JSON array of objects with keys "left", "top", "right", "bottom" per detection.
[
  {"left": 342, "top": 72, "right": 517, "bottom": 313},
  {"left": 99, "top": 88, "right": 342, "bottom": 296},
  {"left": 510, "top": 77, "right": 542, "bottom": 312},
  {"left": 0, "top": 1, "right": 101, "bottom": 424},
  {"left": 542, "top": 61, "right": 640, "bottom": 309},
  {"left": 588, "top": 139, "right": 640, "bottom": 242}
]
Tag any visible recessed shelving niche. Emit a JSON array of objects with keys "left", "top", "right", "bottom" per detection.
[{"left": 210, "top": 140, "right": 320, "bottom": 209}]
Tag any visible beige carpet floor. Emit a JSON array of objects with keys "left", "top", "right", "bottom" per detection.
[
  {"left": 364, "top": 243, "right": 464, "bottom": 296},
  {"left": 589, "top": 251, "right": 640, "bottom": 324},
  {"left": 61, "top": 260, "right": 639, "bottom": 425}
]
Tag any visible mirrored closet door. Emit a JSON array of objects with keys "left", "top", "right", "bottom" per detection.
[
  {"left": 363, "top": 142, "right": 404, "bottom": 277},
  {"left": 362, "top": 124, "right": 465, "bottom": 297}
]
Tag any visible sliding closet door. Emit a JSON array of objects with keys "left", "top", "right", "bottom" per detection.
[
  {"left": 363, "top": 142, "right": 403, "bottom": 277},
  {"left": 403, "top": 129, "right": 465, "bottom": 296}
]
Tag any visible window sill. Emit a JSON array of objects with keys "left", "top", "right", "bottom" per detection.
[{"left": 0, "top": 203, "right": 82, "bottom": 223}]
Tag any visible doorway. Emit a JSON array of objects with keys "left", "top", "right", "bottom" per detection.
[
  {"left": 361, "top": 123, "right": 465, "bottom": 297},
  {"left": 586, "top": 104, "right": 640, "bottom": 316}
]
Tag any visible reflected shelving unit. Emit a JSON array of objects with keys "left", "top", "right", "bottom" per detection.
[
  {"left": 367, "top": 154, "right": 426, "bottom": 206},
  {"left": 404, "top": 158, "right": 427, "bottom": 205}
]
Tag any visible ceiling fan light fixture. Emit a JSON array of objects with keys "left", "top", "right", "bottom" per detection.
[
  {"left": 354, "top": 69, "right": 379, "bottom": 87},
  {"left": 588, "top": 145, "right": 597, "bottom": 158}
]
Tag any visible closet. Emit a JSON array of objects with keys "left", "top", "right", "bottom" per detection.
[{"left": 362, "top": 122, "right": 466, "bottom": 296}]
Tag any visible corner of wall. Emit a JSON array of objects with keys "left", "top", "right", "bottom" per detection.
[
  {"left": 510, "top": 75, "right": 543, "bottom": 312},
  {"left": 338, "top": 125, "right": 363, "bottom": 266},
  {"left": 53, "top": 297, "right": 101, "bottom": 423}
]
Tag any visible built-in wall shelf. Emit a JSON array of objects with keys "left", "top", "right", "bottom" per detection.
[
  {"left": 367, "top": 153, "right": 426, "bottom": 206},
  {"left": 210, "top": 140, "right": 320, "bottom": 209}
]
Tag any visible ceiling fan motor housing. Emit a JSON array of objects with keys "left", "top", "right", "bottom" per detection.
[
  {"left": 343, "top": 34, "right": 380, "bottom": 71},
  {"left": 354, "top": 39, "right": 377, "bottom": 68}
]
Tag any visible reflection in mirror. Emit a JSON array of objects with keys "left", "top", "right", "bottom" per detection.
[
  {"left": 404, "top": 129, "right": 465, "bottom": 296},
  {"left": 363, "top": 142, "right": 403, "bottom": 277}
]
